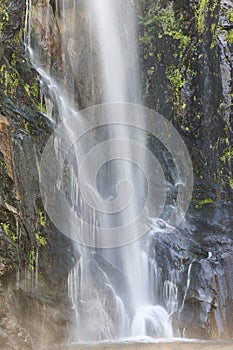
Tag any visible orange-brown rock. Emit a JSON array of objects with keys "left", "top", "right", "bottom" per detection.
[{"left": 0, "top": 115, "right": 13, "bottom": 179}]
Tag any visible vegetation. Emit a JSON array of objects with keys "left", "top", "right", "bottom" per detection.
[
  {"left": 165, "top": 66, "right": 185, "bottom": 104},
  {"left": 195, "top": 0, "right": 209, "bottom": 34},
  {"left": 1, "top": 222, "right": 17, "bottom": 243},
  {"left": 139, "top": 3, "right": 192, "bottom": 108},
  {"left": 39, "top": 211, "right": 46, "bottom": 227},
  {"left": 225, "top": 8, "right": 233, "bottom": 23},
  {"left": 36, "top": 232, "right": 47, "bottom": 247},
  {"left": 0, "top": 2, "right": 8, "bottom": 35},
  {"left": 221, "top": 147, "right": 233, "bottom": 164},
  {"left": 195, "top": 198, "right": 214, "bottom": 209},
  {"left": 140, "top": 0, "right": 232, "bottom": 202},
  {"left": 226, "top": 30, "right": 233, "bottom": 45}
]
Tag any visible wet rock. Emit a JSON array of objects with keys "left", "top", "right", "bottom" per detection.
[
  {"left": 149, "top": 203, "right": 233, "bottom": 339},
  {"left": 140, "top": 0, "right": 233, "bottom": 338},
  {"left": 141, "top": 0, "right": 233, "bottom": 201},
  {"left": 0, "top": 0, "right": 74, "bottom": 348}
]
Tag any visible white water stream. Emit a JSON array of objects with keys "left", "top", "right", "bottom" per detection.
[{"left": 25, "top": 0, "right": 176, "bottom": 342}]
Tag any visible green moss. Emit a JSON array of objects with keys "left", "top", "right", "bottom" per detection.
[
  {"left": 182, "top": 103, "right": 187, "bottom": 110},
  {"left": 229, "top": 177, "right": 233, "bottom": 189},
  {"left": 221, "top": 147, "right": 233, "bottom": 163},
  {"left": 195, "top": 198, "right": 214, "bottom": 208},
  {"left": 210, "top": 0, "right": 219, "bottom": 17},
  {"left": 29, "top": 249, "right": 36, "bottom": 272},
  {"left": 36, "top": 232, "right": 47, "bottom": 247},
  {"left": 1, "top": 222, "right": 17, "bottom": 243},
  {"left": 166, "top": 66, "right": 184, "bottom": 90},
  {"left": 10, "top": 53, "right": 17, "bottom": 68},
  {"left": 195, "top": 0, "right": 219, "bottom": 37},
  {"left": 196, "top": 112, "right": 201, "bottom": 119},
  {"left": 139, "top": 5, "right": 190, "bottom": 59},
  {"left": 139, "top": 4, "right": 194, "bottom": 111},
  {"left": 0, "top": 3, "right": 41, "bottom": 106},
  {"left": 35, "top": 211, "right": 47, "bottom": 247},
  {"left": 226, "top": 8, "right": 233, "bottom": 23},
  {"left": 37, "top": 103, "right": 47, "bottom": 115},
  {"left": 226, "top": 29, "right": 233, "bottom": 44},
  {"left": 39, "top": 211, "right": 45, "bottom": 227},
  {"left": 196, "top": 0, "right": 209, "bottom": 34},
  {"left": 0, "top": 2, "right": 9, "bottom": 35},
  {"left": 210, "top": 23, "right": 217, "bottom": 48},
  {"left": 32, "top": 80, "right": 39, "bottom": 98},
  {"left": 24, "top": 79, "right": 39, "bottom": 99},
  {"left": 24, "top": 121, "right": 32, "bottom": 134},
  {"left": 139, "top": 30, "right": 153, "bottom": 45},
  {"left": 157, "top": 53, "right": 161, "bottom": 62},
  {"left": 166, "top": 66, "right": 185, "bottom": 106},
  {"left": 0, "top": 64, "right": 19, "bottom": 98},
  {"left": 154, "top": 9, "right": 190, "bottom": 51},
  {"left": 145, "top": 77, "right": 150, "bottom": 96},
  {"left": 24, "top": 83, "right": 31, "bottom": 96}
]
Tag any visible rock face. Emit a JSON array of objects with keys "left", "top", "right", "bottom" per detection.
[
  {"left": 149, "top": 202, "right": 233, "bottom": 339},
  {"left": 0, "top": 0, "right": 233, "bottom": 348},
  {"left": 140, "top": 0, "right": 233, "bottom": 202},
  {"left": 140, "top": 0, "right": 233, "bottom": 339},
  {"left": 0, "top": 0, "right": 74, "bottom": 348}
]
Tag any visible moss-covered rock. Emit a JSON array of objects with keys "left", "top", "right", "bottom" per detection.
[
  {"left": 140, "top": 0, "right": 233, "bottom": 340},
  {"left": 140, "top": 0, "right": 233, "bottom": 203},
  {"left": 0, "top": 0, "right": 74, "bottom": 348}
]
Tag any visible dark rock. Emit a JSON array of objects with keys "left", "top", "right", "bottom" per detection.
[
  {"left": 0, "top": 0, "right": 74, "bottom": 348},
  {"left": 148, "top": 203, "right": 233, "bottom": 339}
]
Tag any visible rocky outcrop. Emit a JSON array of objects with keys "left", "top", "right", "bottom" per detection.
[
  {"left": 140, "top": 0, "right": 233, "bottom": 202},
  {"left": 0, "top": 0, "right": 74, "bottom": 348},
  {"left": 149, "top": 202, "right": 233, "bottom": 339},
  {"left": 140, "top": 0, "right": 233, "bottom": 339}
]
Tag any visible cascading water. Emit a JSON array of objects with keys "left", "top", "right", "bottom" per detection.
[{"left": 25, "top": 0, "right": 179, "bottom": 342}]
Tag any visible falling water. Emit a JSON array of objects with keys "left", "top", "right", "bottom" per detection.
[{"left": 26, "top": 0, "right": 176, "bottom": 342}]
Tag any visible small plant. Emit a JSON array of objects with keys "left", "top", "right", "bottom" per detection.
[
  {"left": 29, "top": 249, "right": 36, "bottom": 272},
  {"left": 39, "top": 211, "right": 45, "bottom": 227},
  {"left": 36, "top": 232, "right": 47, "bottom": 247},
  {"left": 195, "top": 198, "right": 214, "bottom": 208},
  {"left": 226, "top": 8, "right": 233, "bottom": 23},
  {"left": 226, "top": 30, "right": 233, "bottom": 45},
  {"left": 229, "top": 177, "right": 233, "bottom": 189},
  {"left": 196, "top": 0, "right": 209, "bottom": 34},
  {"left": 1, "top": 222, "right": 17, "bottom": 243},
  {"left": 221, "top": 146, "right": 233, "bottom": 163},
  {"left": 166, "top": 66, "right": 185, "bottom": 107}
]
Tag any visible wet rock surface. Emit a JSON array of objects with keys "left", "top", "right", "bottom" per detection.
[
  {"left": 141, "top": 0, "right": 233, "bottom": 201},
  {"left": 150, "top": 202, "right": 233, "bottom": 339},
  {"left": 139, "top": 0, "right": 233, "bottom": 338},
  {"left": 0, "top": 0, "right": 74, "bottom": 348}
]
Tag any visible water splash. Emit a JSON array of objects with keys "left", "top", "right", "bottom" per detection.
[
  {"left": 131, "top": 305, "right": 173, "bottom": 338},
  {"left": 25, "top": 0, "right": 177, "bottom": 341}
]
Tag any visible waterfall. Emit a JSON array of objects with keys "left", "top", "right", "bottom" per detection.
[{"left": 25, "top": 0, "right": 180, "bottom": 342}]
